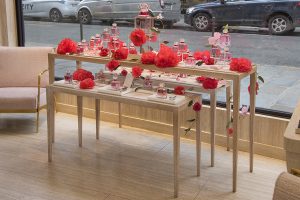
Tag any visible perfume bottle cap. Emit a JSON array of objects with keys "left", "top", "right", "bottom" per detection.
[
  {"left": 103, "top": 28, "right": 109, "bottom": 32},
  {"left": 112, "top": 23, "right": 117, "bottom": 27},
  {"left": 90, "top": 36, "right": 95, "bottom": 40},
  {"left": 173, "top": 42, "right": 179, "bottom": 46},
  {"left": 179, "top": 38, "right": 185, "bottom": 43},
  {"left": 81, "top": 39, "right": 86, "bottom": 43},
  {"left": 95, "top": 34, "right": 100, "bottom": 38}
]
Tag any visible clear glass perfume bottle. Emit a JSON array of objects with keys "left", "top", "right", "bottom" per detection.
[
  {"left": 111, "top": 73, "right": 121, "bottom": 90},
  {"left": 89, "top": 36, "right": 95, "bottom": 50},
  {"left": 95, "top": 34, "right": 102, "bottom": 49},
  {"left": 95, "top": 69, "right": 106, "bottom": 85},
  {"left": 102, "top": 28, "right": 110, "bottom": 48},
  {"left": 172, "top": 42, "right": 179, "bottom": 53},
  {"left": 185, "top": 52, "right": 196, "bottom": 67},
  {"left": 81, "top": 39, "right": 88, "bottom": 53},
  {"left": 178, "top": 39, "right": 188, "bottom": 62},
  {"left": 64, "top": 70, "right": 72, "bottom": 84},
  {"left": 77, "top": 42, "right": 83, "bottom": 54},
  {"left": 111, "top": 23, "right": 120, "bottom": 37},
  {"left": 144, "top": 75, "right": 153, "bottom": 88},
  {"left": 157, "top": 83, "right": 167, "bottom": 99},
  {"left": 220, "top": 33, "right": 231, "bottom": 47}
]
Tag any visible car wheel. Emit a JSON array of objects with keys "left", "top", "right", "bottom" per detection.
[
  {"left": 78, "top": 9, "right": 92, "bottom": 24},
  {"left": 192, "top": 13, "right": 211, "bottom": 32},
  {"left": 268, "top": 15, "right": 292, "bottom": 35},
  {"left": 49, "top": 8, "right": 62, "bottom": 22}
]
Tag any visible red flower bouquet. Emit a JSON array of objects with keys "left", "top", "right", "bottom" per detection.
[
  {"left": 73, "top": 69, "right": 94, "bottom": 81},
  {"left": 106, "top": 60, "right": 120, "bottom": 72},
  {"left": 141, "top": 51, "right": 156, "bottom": 64},
  {"left": 80, "top": 78, "right": 95, "bottom": 89},
  {"left": 230, "top": 57, "right": 252, "bottom": 73},
  {"left": 114, "top": 48, "right": 128, "bottom": 60},
  {"left": 204, "top": 57, "right": 215, "bottom": 65},
  {"left": 132, "top": 66, "right": 143, "bottom": 78},
  {"left": 130, "top": 29, "right": 147, "bottom": 47},
  {"left": 196, "top": 76, "right": 207, "bottom": 83},
  {"left": 193, "top": 50, "right": 211, "bottom": 61},
  {"left": 202, "top": 78, "right": 219, "bottom": 89},
  {"left": 121, "top": 69, "right": 128, "bottom": 76},
  {"left": 193, "top": 102, "right": 202, "bottom": 112},
  {"left": 57, "top": 38, "right": 77, "bottom": 55},
  {"left": 174, "top": 86, "right": 185, "bottom": 95},
  {"left": 155, "top": 45, "right": 180, "bottom": 68},
  {"left": 248, "top": 82, "right": 259, "bottom": 95},
  {"left": 99, "top": 48, "right": 109, "bottom": 57}
]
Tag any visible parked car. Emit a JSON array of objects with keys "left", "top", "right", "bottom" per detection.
[
  {"left": 22, "top": 0, "right": 80, "bottom": 22},
  {"left": 76, "top": 0, "right": 181, "bottom": 27},
  {"left": 184, "top": 0, "right": 300, "bottom": 35}
]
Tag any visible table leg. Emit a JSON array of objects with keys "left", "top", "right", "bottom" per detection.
[
  {"left": 226, "top": 85, "right": 232, "bottom": 151},
  {"left": 232, "top": 78, "right": 241, "bottom": 192},
  {"left": 46, "top": 87, "right": 54, "bottom": 162},
  {"left": 249, "top": 73, "right": 257, "bottom": 173},
  {"left": 77, "top": 96, "right": 83, "bottom": 147},
  {"left": 119, "top": 102, "right": 122, "bottom": 128},
  {"left": 196, "top": 109, "right": 201, "bottom": 177},
  {"left": 173, "top": 111, "right": 180, "bottom": 198},
  {"left": 210, "top": 91, "right": 216, "bottom": 167},
  {"left": 95, "top": 99, "right": 100, "bottom": 140}
]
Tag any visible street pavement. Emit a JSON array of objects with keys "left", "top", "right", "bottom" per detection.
[{"left": 24, "top": 20, "right": 300, "bottom": 113}]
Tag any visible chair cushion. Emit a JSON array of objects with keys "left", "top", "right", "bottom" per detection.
[
  {"left": 0, "top": 47, "right": 53, "bottom": 87},
  {"left": 0, "top": 87, "right": 46, "bottom": 110}
]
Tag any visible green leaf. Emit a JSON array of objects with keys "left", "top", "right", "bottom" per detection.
[
  {"left": 187, "top": 119, "right": 196, "bottom": 122},
  {"left": 258, "top": 75, "right": 264, "bottom": 83},
  {"left": 148, "top": 10, "right": 155, "bottom": 17},
  {"left": 196, "top": 61, "right": 204, "bottom": 66},
  {"left": 140, "top": 76, "right": 145, "bottom": 80},
  {"left": 162, "top": 41, "right": 169, "bottom": 45},
  {"left": 188, "top": 100, "right": 194, "bottom": 107},
  {"left": 151, "top": 27, "right": 160, "bottom": 34}
]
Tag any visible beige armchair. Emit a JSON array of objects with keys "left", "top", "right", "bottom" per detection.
[{"left": 0, "top": 46, "right": 53, "bottom": 132}]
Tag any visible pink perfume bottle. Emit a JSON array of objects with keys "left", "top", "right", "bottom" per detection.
[
  {"left": 64, "top": 70, "right": 72, "bottom": 84},
  {"left": 129, "top": 43, "right": 137, "bottom": 54},
  {"left": 95, "top": 34, "right": 102, "bottom": 48},
  {"left": 111, "top": 73, "right": 121, "bottom": 90},
  {"left": 102, "top": 28, "right": 110, "bottom": 42},
  {"left": 77, "top": 42, "right": 83, "bottom": 54},
  {"left": 172, "top": 42, "right": 179, "bottom": 53},
  {"left": 81, "top": 39, "right": 88, "bottom": 52},
  {"left": 157, "top": 83, "right": 167, "bottom": 99},
  {"left": 220, "top": 33, "right": 231, "bottom": 47},
  {"left": 185, "top": 52, "right": 196, "bottom": 67},
  {"left": 179, "top": 39, "right": 188, "bottom": 62},
  {"left": 144, "top": 75, "right": 153, "bottom": 88},
  {"left": 111, "top": 23, "right": 120, "bottom": 37},
  {"left": 89, "top": 36, "right": 95, "bottom": 50}
]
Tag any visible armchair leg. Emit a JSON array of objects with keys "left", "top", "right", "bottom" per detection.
[{"left": 36, "top": 110, "right": 40, "bottom": 133}]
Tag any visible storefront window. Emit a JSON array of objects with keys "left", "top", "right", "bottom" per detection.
[{"left": 21, "top": 0, "right": 300, "bottom": 113}]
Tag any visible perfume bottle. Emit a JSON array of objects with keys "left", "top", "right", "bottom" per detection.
[
  {"left": 185, "top": 52, "right": 196, "bottom": 67},
  {"left": 220, "top": 33, "right": 231, "bottom": 47},
  {"left": 157, "top": 83, "right": 167, "bottom": 99},
  {"left": 144, "top": 75, "right": 153, "bottom": 88},
  {"left": 95, "top": 34, "right": 102, "bottom": 48},
  {"left": 81, "top": 39, "right": 88, "bottom": 52},
  {"left": 111, "top": 37, "right": 120, "bottom": 51},
  {"left": 77, "top": 42, "right": 83, "bottom": 54},
  {"left": 111, "top": 23, "right": 120, "bottom": 37},
  {"left": 95, "top": 69, "right": 106, "bottom": 85},
  {"left": 89, "top": 36, "right": 95, "bottom": 50},
  {"left": 172, "top": 42, "right": 179, "bottom": 53},
  {"left": 111, "top": 73, "right": 121, "bottom": 90},
  {"left": 178, "top": 39, "right": 188, "bottom": 62},
  {"left": 129, "top": 43, "right": 137, "bottom": 54},
  {"left": 102, "top": 28, "right": 110, "bottom": 42},
  {"left": 64, "top": 70, "right": 72, "bottom": 84}
]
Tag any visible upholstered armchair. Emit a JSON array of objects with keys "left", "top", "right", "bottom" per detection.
[{"left": 0, "top": 46, "right": 53, "bottom": 132}]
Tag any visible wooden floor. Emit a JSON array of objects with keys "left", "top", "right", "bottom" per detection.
[{"left": 0, "top": 112, "right": 286, "bottom": 200}]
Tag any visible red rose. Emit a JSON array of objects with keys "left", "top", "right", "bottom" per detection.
[
  {"left": 193, "top": 50, "right": 211, "bottom": 61},
  {"left": 227, "top": 128, "right": 234, "bottom": 137},
  {"left": 73, "top": 69, "right": 94, "bottom": 81},
  {"left": 121, "top": 69, "right": 128, "bottom": 76},
  {"left": 155, "top": 45, "right": 180, "bottom": 68},
  {"left": 106, "top": 60, "right": 120, "bottom": 72},
  {"left": 114, "top": 48, "right": 128, "bottom": 60},
  {"left": 230, "top": 57, "right": 252, "bottom": 73},
  {"left": 57, "top": 38, "right": 77, "bottom": 55},
  {"left": 202, "top": 78, "right": 218, "bottom": 89},
  {"left": 196, "top": 76, "right": 206, "bottom": 83},
  {"left": 100, "top": 48, "right": 109, "bottom": 57},
  {"left": 174, "top": 86, "right": 185, "bottom": 95},
  {"left": 130, "top": 29, "right": 147, "bottom": 47},
  {"left": 132, "top": 66, "right": 143, "bottom": 78},
  {"left": 141, "top": 51, "right": 156, "bottom": 64},
  {"left": 80, "top": 78, "right": 95, "bottom": 89},
  {"left": 204, "top": 57, "right": 215, "bottom": 65},
  {"left": 248, "top": 82, "right": 259, "bottom": 95},
  {"left": 193, "top": 102, "right": 202, "bottom": 112},
  {"left": 129, "top": 48, "right": 137, "bottom": 54}
]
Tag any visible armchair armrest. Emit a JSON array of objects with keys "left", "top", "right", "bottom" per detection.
[{"left": 37, "top": 69, "right": 48, "bottom": 110}]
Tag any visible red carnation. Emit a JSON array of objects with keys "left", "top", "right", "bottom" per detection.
[
  {"left": 193, "top": 102, "right": 202, "bottom": 112},
  {"left": 230, "top": 57, "right": 252, "bottom": 73},
  {"left": 203, "top": 78, "right": 218, "bottom": 89},
  {"left": 141, "top": 51, "right": 156, "bottom": 64},
  {"left": 193, "top": 50, "right": 211, "bottom": 61},
  {"left": 174, "top": 86, "right": 185, "bottom": 95},
  {"left": 57, "top": 38, "right": 77, "bottom": 55},
  {"left": 100, "top": 48, "right": 109, "bottom": 57},
  {"left": 248, "top": 82, "right": 259, "bottom": 95},
  {"left": 114, "top": 48, "right": 128, "bottom": 60},
  {"left": 106, "top": 60, "right": 120, "bottom": 72},
  {"left": 129, "top": 48, "right": 138, "bottom": 54},
  {"left": 196, "top": 76, "right": 206, "bottom": 83},
  {"left": 204, "top": 57, "right": 215, "bottom": 65},
  {"left": 132, "top": 66, "right": 143, "bottom": 78},
  {"left": 155, "top": 45, "right": 180, "bottom": 68},
  {"left": 227, "top": 128, "right": 234, "bottom": 137},
  {"left": 73, "top": 69, "right": 94, "bottom": 81},
  {"left": 80, "top": 78, "right": 95, "bottom": 89},
  {"left": 130, "top": 29, "right": 147, "bottom": 47},
  {"left": 121, "top": 69, "right": 128, "bottom": 76}
]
